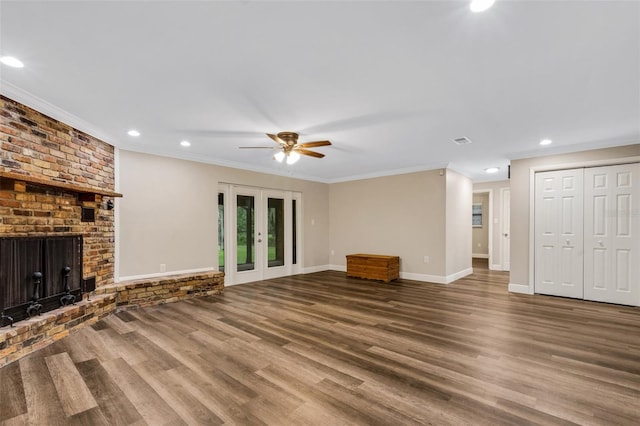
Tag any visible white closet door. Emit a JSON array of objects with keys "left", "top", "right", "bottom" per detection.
[
  {"left": 534, "top": 169, "right": 584, "bottom": 298},
  {"left": 584, "top": 163, "right": 640, "bottom": 305}
]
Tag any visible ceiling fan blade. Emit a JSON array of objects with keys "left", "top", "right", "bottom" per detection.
[
  {"left": 266, "top": 133, "right": 287, "bottom": 146},
  {"left": 296, "top": 140, "right": 332, "bottom": 148},
  {"left": 295, "top": 148, "right": 325, "bottom": 158}
]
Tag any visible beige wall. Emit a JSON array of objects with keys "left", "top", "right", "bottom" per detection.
[
  {"left": 472, "top": 192, "right": 489, "bottom": 256},
  {"left": 445, "top": 169, "right": 473, "bottom": 277},
  {"left": 329, "top": 169, "right": 447, "bottom": 277},
  {"left": 118, "top": 150, "right": 218, "bottom": 277},
  {"left": 510, "top": 144, "right": 640, "bottom": 290},
  {"left": 118, "top": 150, "right": 330, "bottom": 278},
  {"left": 329, "top": 168, "right": 472, "bottom": 282}
]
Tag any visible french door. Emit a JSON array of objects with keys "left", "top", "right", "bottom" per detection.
[{"left": 219, "top": 185, "right": 301, "bottom": 285}]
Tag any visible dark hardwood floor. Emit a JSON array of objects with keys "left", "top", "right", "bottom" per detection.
[{"left": 1, "top": 261, "right": 639, "bottom": 425}]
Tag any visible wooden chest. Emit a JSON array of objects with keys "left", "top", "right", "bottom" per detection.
[{"left": 346, "top": 254, "right": 400, "bottom": 283}]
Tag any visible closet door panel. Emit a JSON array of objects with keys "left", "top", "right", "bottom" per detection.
[
  {"left": 584, "top": 163, "right": 639, "bottom": 305},
  {"left": 534, "top": 169, "right": 584, "bottom": 298}
]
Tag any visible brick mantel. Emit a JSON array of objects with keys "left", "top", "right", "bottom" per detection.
[{"left": 0, "top": 170, "right": 123, "bottom": 198}]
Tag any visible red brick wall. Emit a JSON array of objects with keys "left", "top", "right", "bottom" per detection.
[{"left": 0, "top": 95, "right": 116, "bottom": 287}]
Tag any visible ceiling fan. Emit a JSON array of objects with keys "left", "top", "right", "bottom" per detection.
[{"left": 240, "top": 132, "right": 331, "bottom": 164}]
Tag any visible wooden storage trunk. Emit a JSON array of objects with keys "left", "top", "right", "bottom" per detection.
[{"left": 346, "top": 254, "right": 400, "bottom": 283}]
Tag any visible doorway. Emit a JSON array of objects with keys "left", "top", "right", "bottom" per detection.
[
  {"left": 472, "top": 190, "right": 493, "bottom": 268},
  {"left": 219, "top": 185, "right": 302, "bottom": 285}
]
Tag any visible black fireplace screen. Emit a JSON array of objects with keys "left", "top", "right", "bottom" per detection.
[{"left": 0, "top": 236, "right": 82, "bottom": 323}]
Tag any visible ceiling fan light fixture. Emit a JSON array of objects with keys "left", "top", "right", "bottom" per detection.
[
  {"left": 286, "top": 151, "right": 301, "bottom": 165},
  {"left": 273, "top": 151, "right": 285, "bottom": 162}
]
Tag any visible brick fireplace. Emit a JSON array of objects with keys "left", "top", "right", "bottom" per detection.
[
  {"left": 0, "top": 96, "right": 224, "bottom": 366},
  {"left": 0, "top": 95, "right": 120, "bottom": 364},
  {"left": 0, "top": 95, "right": 118, "bottom": 284}
]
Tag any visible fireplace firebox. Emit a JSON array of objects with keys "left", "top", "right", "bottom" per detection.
[{"left": 0, "top": 236, "right": 83, "bottom": 324}]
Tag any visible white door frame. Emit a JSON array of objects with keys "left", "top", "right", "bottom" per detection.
[
  {"left": 472, "top": 189, "right": 493, "bottom": 266},
  {"left": 526, "top": 156, "right": 640, "bottom": 296}
]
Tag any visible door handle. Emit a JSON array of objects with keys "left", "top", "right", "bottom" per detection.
[
  {"left": 504, "top": 233, "right": 508, "bottom": 237},
  {"left": 598, "top": 240, "right": 603, "bottom": 246}
]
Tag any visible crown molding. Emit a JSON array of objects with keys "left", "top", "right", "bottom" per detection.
[
  {"left": 1, "top": 80, "right": 118, "bottom": 145},
  {"left": 325, "top": 162, "right": 451, "bottom": 184}
]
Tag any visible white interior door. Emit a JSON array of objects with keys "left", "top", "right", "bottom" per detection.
[
  {"left": 501, "top": 188, "right": 511, "bottom": 271},
  {"left": 584, "top": 163, "right": 640, "bottom": 305},
  {"left": 534, "top": 169, "right": 584, "bottom": 298}
]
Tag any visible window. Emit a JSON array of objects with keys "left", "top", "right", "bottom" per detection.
[{"left": 472, "top": 203, "right": 483, "bottom": 227}]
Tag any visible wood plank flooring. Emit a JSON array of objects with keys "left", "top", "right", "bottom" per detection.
[{"left": 1, "top": 261, "right": 639, "bottom": 425}]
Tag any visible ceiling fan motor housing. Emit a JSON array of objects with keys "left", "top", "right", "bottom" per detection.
[{"left": 277, "top": 132, "right": 299, "bottom": 147}]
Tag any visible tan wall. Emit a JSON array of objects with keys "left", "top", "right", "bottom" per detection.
[
  {"left": 510, "top": 144, "right": 640, "bottom": 289},
  {"left": 329, "top": 169, "right": 447, "bottom": 277},
  {"left": 445, "top": 169, "right": 472, "bottom": 277},
  {"left": 473, "top": 180, "right": 510, "bottom": 269},
  {"left": 117, "top": 150, "right": 330, "bottom": 278},
  {"left": 472, "top": 192, "right": 489, "bottom": 256},
  {"left": 118, "top": 151, "right": 218, "bottom": 277}
]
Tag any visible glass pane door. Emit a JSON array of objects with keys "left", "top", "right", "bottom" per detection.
[
  {"left": 218, "top": 192, "right": 225, "bottom": 272},
  {"left": 236, "top": 194, "right": 255, "bottom": 272},
  {"left": 267, "top": 197, "right": 285, "bottom": 267}
]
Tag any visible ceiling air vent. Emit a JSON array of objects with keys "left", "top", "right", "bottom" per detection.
[{"left": 452, "top": 137, "right": 472, "bottom": 145}]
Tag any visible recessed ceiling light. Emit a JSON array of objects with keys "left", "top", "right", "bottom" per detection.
[
  {"left": 180, "top": 140, "right": 191, "bottom": 147},
  {"left": 539, "top": 139, "right": 552, "bottom": 146},
  {"left": 485, "top": 167, "right": 500, "bottom": 174},
  {"left": 470, "top": 0, "right": 495, "bottom": 13},
  {"left": 0, "top": 56, "right": 24, "bottom": 68},
  {"left": 127, "top": 130, "right": 140, "bottom": 137}
]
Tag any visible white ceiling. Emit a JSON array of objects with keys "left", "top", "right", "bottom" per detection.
[{"left": 1, "top": 0, "right": 638, "bottom": 183}]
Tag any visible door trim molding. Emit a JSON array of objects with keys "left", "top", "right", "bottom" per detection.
[{"left": 473, "top": 189, "right": 493, "bottom": 269}]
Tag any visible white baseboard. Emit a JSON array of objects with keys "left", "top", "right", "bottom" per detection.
[
  {"left": 490, "top": 263, "right": 503, "bottom": 271},
  {"left": 445, "top": 267, "right": 473, "bottom": 284},
  {"left": 508, "top": 282, "right": 533, "bottom": 294},
  {"left": 117, "top": 267, "right": 216, "bottom": 283},
  {"left": 303, "top": 264, "right": 332, "bottom": 274},
  {"left": 325, "top": 266, "right": 474, "bottom": 285},
  {"left": 400, "top": 271, "right": 447, "bottom": 284},
  {"left": 472, "top": 253, "right": 489, "bottom": 259},
  {"left": 328, "top": 264, "right": 346, "bottom": 272},
  {"left": 400, "top": 267, "right": 473, "bottom": 284}
]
